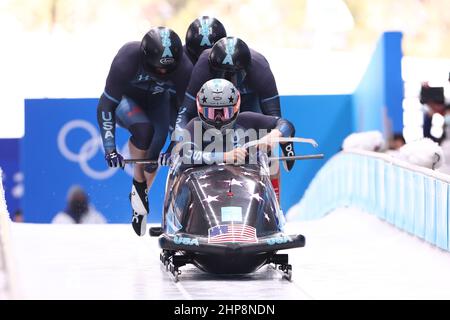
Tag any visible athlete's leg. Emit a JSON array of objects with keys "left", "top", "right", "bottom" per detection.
[
  {"left": 142, "top": 92, "right": 171, "bottom": 191},
  {"left": 116, "top": 97, "right": 154, "bottom": 236},
  {"left": 122, "top": 92, "right": 172, "bottom": 235}
]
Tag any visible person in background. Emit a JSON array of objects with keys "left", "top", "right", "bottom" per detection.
[
  {"left": 184, "top": 16, "right": 227, "bottom": 65},
  {"left": 52, "top": 185, "right": 106, "bottom": 224},
  {"left": 12, "top": 209, "right": 24, "bottom": 223},
  {"left": 389, "top": 133, "right": 406, "bottom": 150},
  {"left": 420, "top": 83, "right": 446, "bottom": 144}
]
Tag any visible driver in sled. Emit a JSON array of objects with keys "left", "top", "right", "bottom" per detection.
[
  {"left": 173, "top": 36, "right": 296, "bottom": 204},
  {"left": 173, "top": 78, "right": 296, "bottom": 205}
]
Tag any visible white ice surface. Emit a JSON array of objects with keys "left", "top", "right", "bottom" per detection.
[{"left": 8, "top": 207, "right": 450, "bottom": 300}]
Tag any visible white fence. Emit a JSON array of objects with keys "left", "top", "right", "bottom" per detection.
[{"left": 288, "top": 150, "right": 450, "bottom": 251}]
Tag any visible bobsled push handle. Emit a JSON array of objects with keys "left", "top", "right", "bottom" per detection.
[
  {"left": 124, "top": 137, "right": 323, "bottom": 164},
  {"left": 242, "top": 137, "right": 319, "bottom": 149},
  {"left": 270, "top": 154, "right": 324, "bottom": 161},
  {"left": 123, "top": 159, "right": 159, "bottom": 165},
  {"left": 124, "top": 154, "right": 325, "bottom": 165}
]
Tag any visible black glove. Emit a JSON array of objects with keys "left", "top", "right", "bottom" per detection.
[
  {"left": 105, "top": 150, "right": 124, "bottom": 168},
  {"left": 280, "top": 141, "right": 295, "bottom": 171},
  {"left": 158, "top": 152, "right": 172, "bottom": 166},
  {"left": 143, "top": 152, "right": 171, "bottom": 174}
]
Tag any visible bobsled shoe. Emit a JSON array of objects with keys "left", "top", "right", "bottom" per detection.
[{"left": 130, "top": 180, "right": 148, "bottom": 236}]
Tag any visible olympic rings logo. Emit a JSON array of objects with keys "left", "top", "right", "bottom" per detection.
[{"left": 57, "top": 120, "right": 133, "bottom": 180}]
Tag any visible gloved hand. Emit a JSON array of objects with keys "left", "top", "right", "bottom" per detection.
[
  {"left": 158, "top": 152, "right": 172, "bottom": 166},
  {"left": 256, "top": 134, "right": 276, "bottom": 152},
  {"left": 280, "top": 141, "right": 295, "bottom": 171},
  {"left": 224, "top": 147, "right": 248, "bottom": 165},
  {"left": 105, "top": 150, "right": 124, "bottom": 168}
]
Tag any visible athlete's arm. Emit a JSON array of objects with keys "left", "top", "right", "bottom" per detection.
[
  {"left": 97, "top": 44, "right": 136, "bottom": 153},
  {"left": 237, "top": 112, "right": 294, "bottom": 136},
  {"left": 237, "top": 112, "right": 295, "bottom": 158},
  {"left": 97, "top": 94, "right": 119, "bottom": 153},
  {"left": 242, "top": 111, "right": 297, "bottom": 171}
]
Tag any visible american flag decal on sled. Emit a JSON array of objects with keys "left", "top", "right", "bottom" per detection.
[{"left": 208, "top": 224, "right": 258, "bottom": 243}]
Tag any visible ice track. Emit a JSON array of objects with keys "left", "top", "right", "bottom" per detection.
[{"left": 9, "top": 207, "right": 450, "bottom": 299}]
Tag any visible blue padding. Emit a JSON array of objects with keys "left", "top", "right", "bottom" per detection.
[
  {"left": 425, "top": 178, "right": 437, "bottom": 245},
  {"left": 394, "top": 166, "right": 405, "bottom": 229},
  {"left": 413, "top": 174, "right": 426, "bottom": 240},
  {"left": 403, "top": 170, "right": 415, "bottom": 235},
  {"left": 374, "top": 159, "right": 385, "bottom": 219},
  {"left": 385, "top": 164, "right": 395, "bottom": 224},
  {"left": 435, "top": 181, "right": 448, "bottom": 250},
  {"left": 448, "top": 186, "right": 450, "bottom": 251},
  {"left": 289, "top": 152, "right": 450, "bottom": 252}
]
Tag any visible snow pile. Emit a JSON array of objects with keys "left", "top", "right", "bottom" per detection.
[
  {"left": 397, "top": 138, "right": 444, "bottom": 170},
  {"left": 342, "top": 131, "right": 385, "bottom": 152}
]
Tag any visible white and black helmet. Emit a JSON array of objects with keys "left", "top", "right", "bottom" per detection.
[{"left": 196, "top": 78, "right": 241, "bottom": 133}]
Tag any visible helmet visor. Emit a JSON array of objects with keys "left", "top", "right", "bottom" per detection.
[{"left": 202, "top": 106, "right": 236, "bottom": 123}]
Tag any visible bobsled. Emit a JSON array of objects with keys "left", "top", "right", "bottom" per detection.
[{"left": 148, "top": 138, "right": 323, "bottom": 281}]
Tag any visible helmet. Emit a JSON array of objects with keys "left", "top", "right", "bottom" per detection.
[
  {"left": 185, "top": 16, "right": 227, "bottom": 62},
  {"left": 208, "top": 37, "right": 251, "bottom": 82},
  {"left": 196, "top": 79, "right": 241, "bottom": 133},
  {"left": 140, "top": 27, "right": 183, "bottom": 75}
]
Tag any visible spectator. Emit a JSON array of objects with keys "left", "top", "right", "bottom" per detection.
[
  {"left": 52, "top": 185, "right": 106, "bottom": 224},
  {"left": 420, "top": 83, "right": 446, "bottom": 144},
  {"left": 12, "top": 209, "right": 24, "bottom": 223},
  {"left": 389, "top": 133, "right": 406, "bottom": 150}
]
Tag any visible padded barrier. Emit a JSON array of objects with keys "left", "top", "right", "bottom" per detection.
[{"left": 287, "top": 150, "right": 450, "bottom": 251}]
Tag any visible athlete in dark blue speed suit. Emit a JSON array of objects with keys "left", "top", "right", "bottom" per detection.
[
  {"left": 176, "top": 37, "right": 281, "bottom": 130},
  {"left": 175, "top": 36, "right": 295, "bottom": 176},
  {"left": 96, "top": 27, "right": 193, "bottom": 236}
]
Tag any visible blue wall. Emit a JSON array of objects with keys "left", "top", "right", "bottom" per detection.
[
  {"left": 22, "top": 99, "right": 169, "bottom": 223},
  {"left": 352, "top": 32, "right": 403, "bottom": 134},
  {"left": 281, "top": 95, "right": 353, "bottom": 211}
]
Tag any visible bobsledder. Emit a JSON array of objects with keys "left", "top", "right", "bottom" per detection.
[{"left": 129, "top": 137, "right": 323, "bottom": 282}]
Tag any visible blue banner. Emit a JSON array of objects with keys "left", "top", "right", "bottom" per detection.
[{"left": 22, "top": 99, "right": 168, "bottom": 223}]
